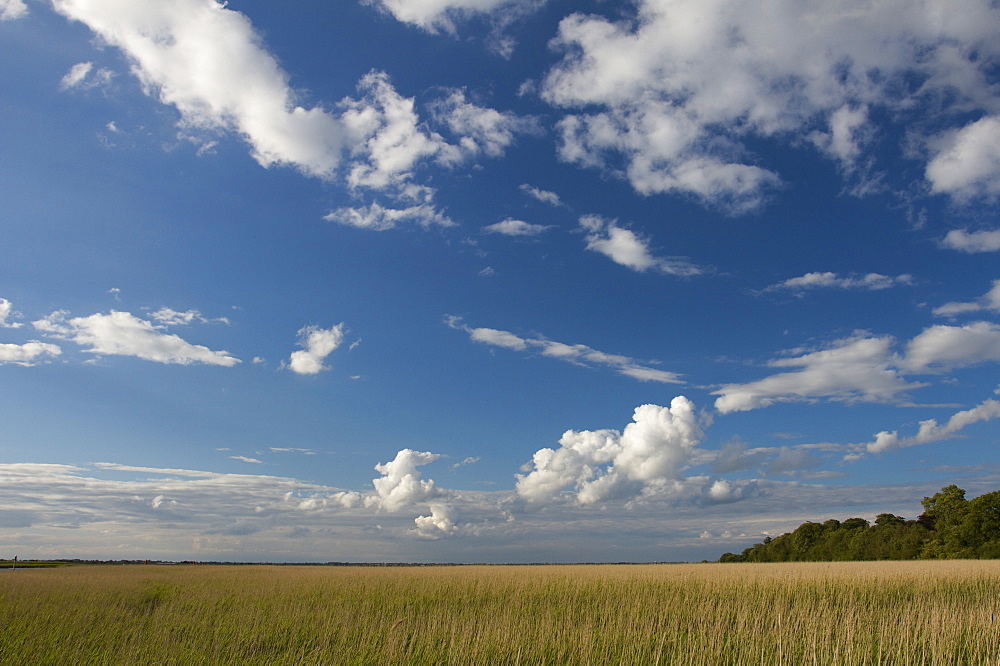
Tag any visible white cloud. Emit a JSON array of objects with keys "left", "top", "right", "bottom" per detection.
[
  {"left": 713, "top": 334, "right": 922, "bottom": 413},
  {"left": 763, "top": 272, "right": 914, "bottom": 293},
  {"left": 324, "top": 202, "right": 455, "bottom": 231},
  {"left": 59, "top": 61, "right": 113, "bottom": 91},
  {"left": 903, "top": 321, "right": 1000, "bottom": 373},
  {"left": 364, "top": 0, "right": 542, "bottom": 35},
  {"left": 448, "top": 316, "right": 683, "bottom": 384},
  {"left": 540, "top": 0, "right": 1000, "bottom": 210},
  {"left": 515, "top": 397, "right": 702, "bottom": 506},
  {"left": 230, "top": 456, "right": 263, "bottom": 464},
  {"left": 809, "top": 105, "right": 871, "bottom": 169},
  {"left": 483, "top": 218, "right": 552, "bottom": 236},
  {"left": 412, "top": 503, "right": 457, "bottom": 537},
  {"left": 0, "top": 298, "right": 22, "bottom": 328},
  {"left": 942, "top": 228, "right": 1000, "bottom": 253},
  {"left": 579, "top": 215, "right": 701, "bottom": 276},
  {"left": 365, "top": 449, "right": 442, "bottom": 512},
  {"left": 431, "top": 90, "right": 537, "bottom": 159},
  {"left": 60, "top": 62, "right": 93, "bottom": 89},
  {"left": 149, "top": 308, "right": 228, "bottom": 326},
  {"left": 341, "top": 71, "right": 454, "bottom": 193},
  {"left": 866, "top": 398, "right": 1000, "bottom": 454},
  {"left": 0, "top": 0, "right": 27, "bottom": 21},
  {"left": 32, "top": 310, "right": 239, "bottom": 366},
  {"left": 933, "top": 280, "right": 1000, "bottom": 317},
  {"left": 926, "top": 116, "right": 1000, "bottom": 201},
  {"left": 287, "top": 324, "right": 346, "bottom": 375},
  {"left": 468, "top": 326, "right": 527, "bottom": 350},
  {"left": 519, "top": 183, "right": 563, "bottom": 207},
  {"left": 52, "top": 0, "right": 346, "bottom": 178},
  {"left": 0, "top": 341, "right": 62, "bottom": 366}
]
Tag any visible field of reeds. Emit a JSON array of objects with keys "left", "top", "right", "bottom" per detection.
[{"left": 1, "top": 560, "right": 998, "bottom": 664}]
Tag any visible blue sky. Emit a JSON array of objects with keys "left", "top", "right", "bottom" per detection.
[{"left": 1, "top": 0, "right": 999, "bottom": 563}]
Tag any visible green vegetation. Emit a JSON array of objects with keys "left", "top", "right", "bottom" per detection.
[
  {"left": 1, "top": 561, "right": 999, "bottom": 664},
  {"left": 720, "top": 485, "right": 1000, "bottom": 563}
]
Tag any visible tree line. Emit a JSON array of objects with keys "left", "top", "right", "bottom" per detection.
[{"left": 718, "top": 485, "right": 1000, "bottom": 562}]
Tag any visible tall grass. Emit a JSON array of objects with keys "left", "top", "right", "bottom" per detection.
[{"left": 1, "top": 561, "right": 997, "bottom": 664}]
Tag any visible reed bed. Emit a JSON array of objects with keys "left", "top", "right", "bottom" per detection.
[{"left": 0, "top": 560, "right": 997, "bottom": 664}]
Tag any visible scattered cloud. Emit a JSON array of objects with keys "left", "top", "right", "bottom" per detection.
[
  {"left": 866, "top": 398, "right": 1000, "bottom": 454},
  {"left": 926, "top": 116, "right": 1000, "bottom": 202},
  {"left": 32, "top": 310, "right": 240, "bottom": 367},
  {"left": 59, "top": 61, "right": 113, "bottom": 91},
  {"left": 287, "top": 324, "right": 346, "bottom": 375},
  {"left": 519, "top": 183, "right": 563, "bottom": 207},
  {"left": 902, "top": 321, "right": 1000, "bottom": 374},
  {"left": 0, "top": 0, "right": 27, "bottom": 21},
  {"left": 762, "top": 272, "right": 914, "bottom": 294},
  {"left": 149, "top": 308, "right": 229, "bottom": 326},
  {"left": 713, "top": 334, "right": 923, "bottom": 413},
  {"left": 447, "top": 316, "right": 683, "bottom": 384},
  {"left": 483, "top": 218, "right": 552, "bottom": 236},
  {"left": 0, "top": 341, "right": 62, "bottom": 366},
  {"left": 364, "top": 0, "right": 544, "bottom": 36},
  {"left": 515, "top": 397, "right": 703, "bottom": 506},
  {"left": 230, "top": 456, "right": 263, "bottom": 464},
  {"left": 941, "top": 228, "right": 1000, "bottom": 253},
  {"left": 430, "top": 89, "right": 538, "bottom": 159},
  {"left": 451, "top": 456, "right": 481, "bottom": 469},
  {"left": 540, "top": 0, "right": 1000, "bottom": 211},
  {"left": 51, "top": 0, "right": 346, "bottom": 178},
  {"left": 324, "top": 202, "right": 455, "bottom": 230},
  {"left": 0, "top": 298, "right": 22, "bottom": 328},
  {"left": 933, "top": 280, "right": 1000, "bottom": 317},
  {"left": 714, "top": 321, "right": 1000, "bottom": 413},
  {"left": 579, "top": 215, "right": 702, "bottom": 276}
]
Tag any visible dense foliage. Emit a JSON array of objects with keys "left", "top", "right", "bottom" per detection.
[{"left": 720, "top": 485, "right": 1000, "bottom": 563}]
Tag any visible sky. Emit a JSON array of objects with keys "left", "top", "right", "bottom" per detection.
[{"left": 1, "top": 0, "right": 999, "bottom": 563}]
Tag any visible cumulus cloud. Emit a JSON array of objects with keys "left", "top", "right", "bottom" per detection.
[
  {"left": 926, "top": 116, "right": 1000, "bottom": 201},
  {"left": 0, "top": 341, "right": 62, "bottom": 366},
  {"left": 516, "top": 397, "right": 703, "bottom": 506},
  {"left": 540, "top": 0, "right": 1000, "bottom": 210},
  {"left": 0, "top": 298, "right": 22, "bottom": 328},
  {"left": 341, "top": 71, "right": 456, "bottom": 194},
  {"left": 866, "top": 398, "right": 1000, "bottom": 454},
  {"left": 430, "top": 90, "right": 537, "bottom": 159},
  {"left": 32, "top": 310, "right": 239, "bottom": 366},
  {"left": 364, "top": 0, "right": 543, "bottom": 35},
  {"left": 412, "top": 503, "right": 457, "bottom": 537},
  {"left": 366, "top": 449, "right": 442, "bottom": 512},
  {"left": 701, "top": 478, "right": 759, "bottom": 505},
  {"left": 579, "top": 215, "right": 702, "bottom": 276},
  {"left": 902, "top": 321, "right": 1000, "bottom": 373},
  {"left": 0, "top": 0, "right": 27, "bottom": 21},
  {"left": 447, "top": 316, "right": 683, "bottom": 383},
  {"left": 52, "top": 0, "right": 346, "bottom": 178},
  {"left": 324, "top": 202, "right": 455, "bottom": 231},
  {"left": 942, "top": 228, "right": 1000, "bottom": 253},
  {"left": 933, "top": 280, "right": 1000, "bottom": 317},
  {"left": 483, "top": 218, "right": 552, "bottom": 236},
  {"left": 713, "top": 334, "right": 922, "bottom": 413},
  {"left": 287, "top": 324, "right": 346, "bottom": 375},
  {"left": 762, "top": 272, "right": 914, "bottom": 293}
]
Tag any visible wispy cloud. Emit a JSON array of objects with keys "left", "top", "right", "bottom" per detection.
[
  {"left": 579, "top": 215, "right": 702, "bottom": 277},
  {"left": 447, "top": 316, "right": 683, "bottom": 384}
]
